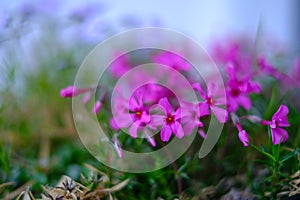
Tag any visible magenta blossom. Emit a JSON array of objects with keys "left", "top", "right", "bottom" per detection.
[
  {"left": 111, "top": 91, "right": 152, "bottom": 138},
  {"left": 192, "top": 81, "right": 228, "bottom": 123},
  {"left": 181, "top": 102, "right": 209, "bottom": 138},
  {"left": 152, "top": 51, "right": 190, "bottom": 71},
  {"left": 261, "top": 104, "right": 290, "bottom": 145},
  {"left": 226, "top": 64, "right": 260, "bottom": 112},
  {"left": 61, "top": 86, "right": 78, "bottom": 97},
  {"left": 152, "top": 98, "right": 184, "bottom": 142},
  {"left": 93, "top": 100, "right": 102, "bottom": 114},
  {"left": 108, "top": 53, "right": 131, "bottom": 78},
  {"left": 258, "top": 57, "right": 293, "bottom": 86},
  {"left": 236, "top": 122, "right": 249, "bottom": 146},
  {"left": 60, "top": 85, "right": 89, "bottom": 98},
  {"left": 127, "top": 93, "right": 152, "bottom": 138}
]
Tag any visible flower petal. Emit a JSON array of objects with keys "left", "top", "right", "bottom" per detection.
[
  {"left": 140, "top": 111, "right": 151, "bottom": 123},
  {"left": 211, "top": 106, "right": 228, "bottom": 123},
  {"left": 192, "top": 83, "right": 207, "bottom": 99},
  {"left": 110, "top": 118, "right": 119, "bottom": 130},
  {"left": 271, "top": 128, "right": 289, "bottom": 145},
  {"left": 237, "top": 95, "right": 251, "bottom": 110},
  {"left": 227, "top": 96, "right": 239, "bottom": 112},
  {"left": 182, "top": 120, "right": 196, "bottom": 136},
  {"left": 207, "top": 81, "right": 218, "bottom": 97},
  {"left": 160, "top": 125, "right": 172, "bottom": 142},
  {"left": 129, "top": 122, "right": 139, "bottom": 138},
  {"left": 214, "top": 97, "right": 226, "bottom": 106},
  {"left": 238, "top": 130, "right": 249, "bottom": 146},
  {"left": 171, "top": 121, "right": 184, "bottom": 138},
  {"left": 171, "top": 121, "right": 180, "bottom": 134},
  {"left": 129, "top": 96, "right": 139, "bottom": 111},
  {"left": 150, "top": 114, "right": 164, "bottom": 127},
  {"left": 198, "top": 129, "right": 206, "bottom": 139},
  {"left": 174, "top": 108, "right": 181, "bottom": 120},
  {"left": 147, "top": 137, "right": 156, "bottom": 147},
  {"left": 247, "top": 81, "right": 261, "bottom": 93},
  {"left": 198, "top": 102, "right": 210, "bottom": 117},
  {"left": 272, "top": 104, "right": 289, "bottom": 121},
  {"left": 158, "top": 97, "right": 172, "bottom": 114}
]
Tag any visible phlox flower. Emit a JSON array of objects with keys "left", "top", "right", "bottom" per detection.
[
  {"left": 181, "top": 102, "right": 210, "bottom": 138},
  {"left": 111, "top": 91, "right": 154, "bottom": 139},
  {"left": 261, "top": 104, "right": 290, "bottom": 145},
  {"left": 226, "top": 64, "right": 260, "bottom": 112},
  {"left": 236, "top": 122, "right": 249, "bottom": 147},
  {"left": 60, "top": 85, "right": 89, "bottom": 98},
  {"left": 93, "top": 100, "right": 102, "bottom": 114},
  {"left": 152, "top": 51, "right": 190, "bottom": 71},
  {"left": 151, "top": 98, "right": 184, "bottom": 142},
  {"left": 108, "top": 53, "right": 131, "bottom": 78},
  {"left": 192, "top": 81, "right": 228, "bottom": 123}
]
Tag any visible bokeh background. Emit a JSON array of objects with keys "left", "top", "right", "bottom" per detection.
[{"left": 0, "top": 0, "right": 299, "bottom": 199}]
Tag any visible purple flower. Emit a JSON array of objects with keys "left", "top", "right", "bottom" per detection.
[
  {"left": 127, "top": 93, "right": 152, "bottom": 138},
  {"left": 93, "top": 100, "right": 102, "bottom": 114},
  {"left": 60, "top": 85, "right": 90, "bottom": 98},
  {"left": 147, "top": 135, "right": 156, "bottom": 147},
  {"left": 108, "top": 53, "right": 131, "bottom": 78},
  {"left": 152, "top": 98, "right": 184, "bottom": 142},
  {"left": 238, "top": 130, "right": 249, "bottom": 147},
  {"left": 181, "top": 102, "right": 209, "bottom": 137},
  {"left": 82, "top": 93, "right": 92, "bottom": 104},
  {"left": 111, "top": 91, "right": 152, "bottom": 138},
  {"left": 192, "top": 81, "right": 228, "bottom": 123},
  {"left": 235, "top": 122, "right": 249, "bottom": 146},
  {"left": 61, "top": 86, "right": 78, "bottom": 97},
  {"left": 261, "top": 104, "right": 290, "bottom": 145},
  {"left": 226, "top": 64, "right": 260, "bottom": 112},
  {"left": 152, "top": 51, "right": 190, "bottom": 71},
  {"left": 258, "top": 57, "right": 282, "bottom": 79}
]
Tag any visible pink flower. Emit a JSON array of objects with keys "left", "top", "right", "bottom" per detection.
[
  {"left": 127, "top": 93, "right": 152, "bottom": 138},
  {"left": 192, "top": 81, "right": 228, "bottom": 123},
  {"left": 93, "top": 100, "right": 102, "bottom": 114},
  {"left": 226, "top": 64, "right": 260, "bottom": 112},
  {"left": 261, "top": 104, "right": 290, "bottom": 145},
  {"left": 60, "top": 86, "right": 79, "bottom": 97},
  {"left": 60, "top": 85, "right": 89, "bottom": 98},
  {"left": 108, "top": 53, "right": 131, "bottom": 78},
  {"left": 238, "top": 130, "right": 249, "bottom": 147},
  {"left": 152, "top": 51, "right": 190, "bottom": 71},
  {"left": 235, "top": 122, "right": 249, "bottom": 146},
  {"left": 147, "top": 136, "right": 156, "bottom": 147},
  {"left": 82, "top": 92, "right": 92, "bottom": 104},
  {"left": 111, "top": 91, "right": 152, "bottom": 138},
  {"left": 258, "top": 57, "right": 281, "bottom": 79},
  {"left": 181, "top": 101, "right": 209, "bottom": 137},
  {"left": 152, "top": 97, "right": 184, "bottom": 142},
  {"left": 258, "top": 57, "right": 293, "bottom": 85}
]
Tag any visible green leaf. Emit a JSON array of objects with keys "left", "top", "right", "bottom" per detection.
[
  {"left": 0, "top": 141, "right": 10, "bottom": 176},
  {"left": 279, "top": 148, "right": 300, "bottom": 164},
  {"left": 250, "top": 143, "right": 276, "bottom": 162},
  {"left": 264, "top": 86, "right": 278, "bottom": 119}
]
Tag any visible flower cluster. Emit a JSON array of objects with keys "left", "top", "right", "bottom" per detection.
[{"left": 61, "top": 41, "right": 294, "bottom": 157}]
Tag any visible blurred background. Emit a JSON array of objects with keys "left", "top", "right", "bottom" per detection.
[
  {"left": 0, "top": 0, "right": 298, "bottom": 47},
  {"left": 0, "top": 0, "right": 299, "bottom": 199}
]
